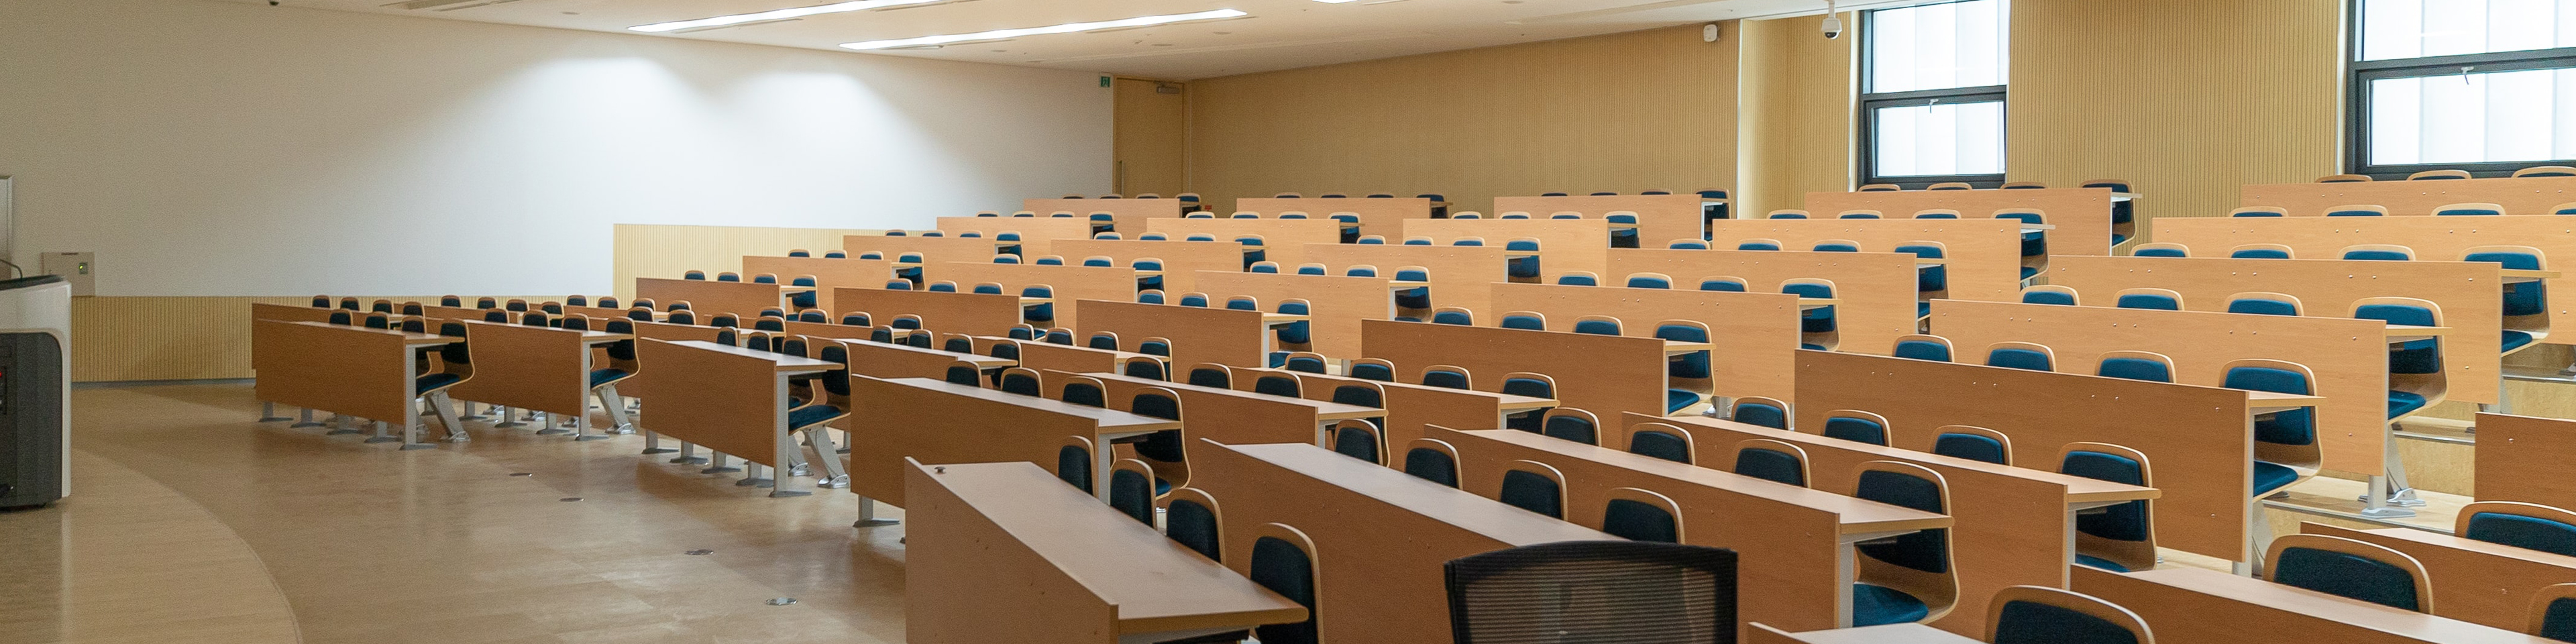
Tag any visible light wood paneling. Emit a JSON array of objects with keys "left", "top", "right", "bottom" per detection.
[
  {"left": 79, "top": 296, "right": 296, "bottom": 381},
  {"left": 613, "top": 223, "right": 881, "bottom": 301},
  {"left": 1402, "top": 218, "right": 1615, "bottom": 278},
  {"left": 1807, "top": 188, "right": 2116, "bottom": 257},
  {"left": 1020, "top": 199, "right": 1185, "bottom": 236},
  {"left": 2153, "top": 215, "right": 2576, "bottom": 344},
  {"left": 1489, "top": 281, "right": 1802, "bottom": 402},
  {"left": 1047, "top": 238, "right": 1242, "bottom": 295},
  {"left": 1112, "top": 77, "right": 1189, "bottom": 199},
  {"left": 2241, "top": 176, "right": 2576, "bottom": 215},
  {"left": 1302, "top": 244, "right": 1513, "bottom": 319},
  {"left": 2473, "top": 413, "right": 2576, "bottom": 508},
  {"left": 1605, "top": 248, "right": 1922, "bottom": 354},
  {"left": 933, "top": 217, "right": 1092, "bottom": 258},
  {"left": 1183, "top": 25, "right": 1739, "bottom": 214},
  {"left": 1191, "top": 271, "right": 1393, "bottom": 358},
  {"left": 1705, "top": 218, "right": 2025, "bottom": 302}
]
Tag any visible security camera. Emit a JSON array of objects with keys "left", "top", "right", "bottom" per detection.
[{"left": 1820, "top": 13, "right": 1843, "bottom": 39}]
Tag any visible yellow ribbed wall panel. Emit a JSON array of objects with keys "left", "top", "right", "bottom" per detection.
[
  {"left": 1182, "top": 25, "right": 1741, "bottom": 215},
  {"left": 2008, "top": 0, "right": 2343, "bottom": 233},
  {"left": 1739, "top": 12, "right": 1858, "bottom": 218}
]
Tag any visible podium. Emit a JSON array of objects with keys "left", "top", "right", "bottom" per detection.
[{"left": 0, "top": 275, "right": 69, "bottom": 509}]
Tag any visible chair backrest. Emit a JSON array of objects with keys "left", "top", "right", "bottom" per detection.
[
  {"left": 2408, "top": 168, "right": 2471, "bottom": 180},
  {"left": 2230, "top": 206, "right": 2289, "bottom": 217},
  {"left": 2020, "top": 284, "right": 2080, "bottom": 305},
  {"left": 1059, "top": 376, "right": 1107, "bottom": 408},
  {"left": 1984, "top": 585, "right": 2157, "bottom": 644},
  {"left": 1499, "top": 311, "right": 1546, "bottom": 330},
  {"left": 1185, "top": 363, "right": 1232, "bottom": 389},
  {"left": 2113, "top": 288, "right": 2182, "bottom": 311},
  {"left": 1540, "top": 408, "right": 1601, "bottom": 445},
  {"left": 1497, "top": 460, "right": 1566, "bottom": 519},
  {"left": 1913, "top": 209, "right": 1962, "bottom": 219},
  {"left": 1735, "top": 238, "right": 1782, "bottom": 251},
  {"left": 2059, "top": 441, "right": 2157, "bottom": 572},
  {"left": 1122, "top": 356, "right": 1167, "bottom": 380},
  {"left": 1404, "top": 438, "right": 1462, "bottom": 487},
  {"left": 1837, "top": 209, "right": 1884, "bottom": 219},
  {"left": 1984, "top": 341, "right": 2055, "bottom": 371},
  {"left": 1669, "top": 239, "right": 1709, "bottom": 249},
  {"left": 1330, "top": 419, "right": 1384, "bottom": 464},
  {"left": 1861, "top": 183, "right": 1902, "bottom": 191},
  {"left": 1819, "top": 409, "right": 1891, "bottom": 445},
  {"left": 1161, "top": 488, "right": 1225, "bottom": 561},
  {"left": 1626, "top": 421, "right": 1695, "bottom": 464},
  {"left": 1430, "top": 307, "right": 1474, "bottom": 325},
  {"left": 2094, "top": 350, "right": 2175, "bottom": 382},
  {"left": 2353, "top": 296, "right": 2447, "bottom": 375},
  {"left": 1254, "top": 373, "right": 1303, "bottom": 398},
  {"left": 2228, "top": 243, "right": 2295, "bottom": 259},
  {"left": 2516, "top": 165, "right": 2576, "bottom": 177},
  {"left": 1571, "top": 315, "right": 1622, "bottom": 336},
  {"left": 2226, "top": 291, "right": 2304, "bottom": 316},
  {"left": 1284, "top": 352, "right": 1330, "bottom": 374},
  {"left": 2530, "top": 582, "right": 2576, "bottom": 640},
  {"left": 2456, "top": 501, "right": 2576, "bottom": 557},
  {"left": 1555, "top": 271, "right": 1600, "bottom": 286},
  {"left": 1731, "top": 396, "right": 1790, "bottom": 429},
  {"left": 1441, "top": 540, "right": 1738, "bottom": 643},
  {"left": 1851, "top": 461, "right": 1956, "bottom": 617},
  {"left": 2326, "top": 204, "right": 2389, "bottom": 217},
  {"left": 1812, "top": 239, "right": 1862, "bottom": 252},
  {"left": 1892, "top": 334, "right": 1953, "bottom": 362},
  {"left": 1930, "top": 425, "right": 2013, "bottom": 465},
  {"left": 2318, "top": 173, "right": 2373, "bottom": 182},
  {"left": 1599, "top": 488, "right": 1685, "bottom": 543},
  {"left": 1421, "top": 364, "right": 1472, "bottom": 390},
  {"left": 1929, "top": 182, "right": 1974, "bottom": 190},
  {"left": 1348, "top": 358, "right": 1396, "bottom": 382},
  {"left": 943, "top": 360, "right": 981, "bottom": 386},
  {"left": 998, "top": 367, "right": 1044, "bottom": 396},
  {"left": 1732, "top": 438, "right": 1809, "bottom": 487},
  {"left": 2341, "top": 244, "right": 2415, "bottom": 261},
  {"left": 2434, "top": 202, "right": 2505, "bottom": 216},
  {"left": 1697, "top": 275, "right": 1748, "bottom": 292},
  {"left": 2265, "top": 533, "right": 2434, "bottom": 612},
  {"left": 1624, "top": 272, "right": 1674, "bottom": 289},
  {"left": 1248, "top": 523, "right": 1320, "bottom": 644}
]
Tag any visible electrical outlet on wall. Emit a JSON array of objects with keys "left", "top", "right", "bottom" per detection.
[{"left": 39, "top": 252, "right": 93, "bottom": 296}]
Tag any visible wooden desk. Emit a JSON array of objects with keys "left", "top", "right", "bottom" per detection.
[
  {"left": 840, "top": 235, "right": 1006, "bottom": 268},
  {"left": 445, "top": 320, "right": 625, "bottom": 441},
  {"left": 2306, "top": 522, "right": 2576, "bottom": 632},
  {"left": 923, "top": 262, "right": 1136, "bottom": 331},
  {"left": 633, "top": 277, "right": 784, "bottom": 320},
  {"left": 1704, "top": 218, "right": 2026, "bottom": 303},
  {"left": 1236, "top": 197, "right": 1433, "bottom": 238},
  {"left": 1188, "top": 441, "right": 1617, "bottom": 644},
  {"left": 1605, "top": 248, "right": 1923, "bottom": 354},
  {"left": 1361, "top": 319, "right": 1668, "bottom": 419},
  {"left": 996, "top": 337, "right": 1159, "bottom": 375},
  {"left": 833, "top": 288, "right": 1025, "bottom": 338},
  {"left": 627, "top": 339, "right": 837, "bottom": 496},
  {"left": 1021, "top": 197, "right": 1184, "bottom": 235},
  {"left": 251, "top": 319, "right": 459, "bottom": 448},
  {"left": 2240, "top": 175, "right": 2576, "bottom": 216},
  {"left": 2074, "top": 565, "right": 2559, "bottom": 644},
  {"left": 1748, "top": 624, "right": 1982, "bottom": 644},
  {"left": 2473, "top": 413, "right": 2576, "bottom": 510},
  {"left": 1075, "top": 299, "right": 1269, "bottom": 367},
  {"left": 1046, "top": 238, "right": 1241, "bottom": 294},
  {"left": 1052, "top": 370, "right": 1381, "bottom": 447},
  {"left": 1435, "top": 427, "right": 1951, "bottom": 632},
  {"left": 1649, "top": 414, "right": 2157, "bottom": 635},
  {"left": 1807, "top": 186, "right": 2117, "bottom": 256},
  {"left": 1243, "top": 368, "right": 1552, "bottom": 449},
  {"left": 1193, "top": 272, "right": 1394, "bottom": 359},
  {"left": 1488, "top": 281, "right": 1803, "bottom": 403},
  {"left": 249, "top": 302, "right": 338, "bottom": 325},
  {"left": 1401, "top": 219, "right": 1615, "bottom": 278},
  {"left": 829, "top": 336, "right": 1012, "bottom": 380},
  {"left": 1301, "top": 244, "right": 1514, "bottom": 318},
  {"left": 933, "top": 216, "right": 1091, "bottom": 258},
  {"left": 2154, "top": 216, "right": 2576, "bottom": 344},
  {"left": 1142, "top": 219, "right": 1342, "bottom": 266},
  {"left": 848, "top": 376, "right": 1179, "bottom": 508},
  {"left": 904, "top": 460, "right": 1306, "bottom": 644},
  {"left": 1493, "top": 194, "right": 1705, "bottom": 248},
  {"left": 740, "top": 255, "right": 896, "bottom": 313},
  {"left": 2047, "top": 255, "right": 2504, "bottom": 406}
]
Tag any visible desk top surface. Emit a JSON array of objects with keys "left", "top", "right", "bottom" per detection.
[
  {"left": 1224, "top": 441, "right": 1617, "bottom": 545},
  {"left": 288, "top": 321, "right": 457, "bottom": 347},
  {"left": 667, "top": 340, "right": 839, "bottom": 370},
  {"left": 1079, "top": 371, "right": 1383, "bottom": 420},
  {"left": 2126, "top": 567, "right": 2556, "bottom": 642},
  {"left": 1454, "top": 429, "right": 1955, "bottom": 535},
  {"left": 1666, "top": 417, "right": 2158, "bottom": 504},
  {"left": 882, "top": 377, "right": 1185, "bottom": 431},
  {"left": 919, "top": 461, "right": 1307, "bottom": 629}
]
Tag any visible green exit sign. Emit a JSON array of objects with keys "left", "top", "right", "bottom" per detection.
[{"left": 1100, "top": 76, "right": 1112, "bottom": 87}]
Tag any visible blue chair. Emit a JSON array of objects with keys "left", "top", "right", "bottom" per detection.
[
  {"left": 1656, "top": 321, "right": 1712, "bottom": 413},
  {"left": 2114, "top": 288, "right": 2181, "bottom": 311},
  {"left": 1670, "top": 240, "right": 1709, "bottom": 250},
  {"left": 1699, "top": 277, "right": 1748, "bottom": 292},
  {"left": 998, "top": 368, "right": 1042, "bottom": 396},
  {"left": 682, "top": 270, "right": 706, "bottom": 280},
  {"left": 1249, "top": 261, "right": 1279, "bottom": 274},
  {"left": 1995, "top": 211, "right": 2048, "bottom": 279},
  {"left": 1178, "top": 292, "right": 1209, "bottom": 307},
  {"left": 1571, "top": 315, "right": 1621, "bottom": 336},
  {"left": 1420, "top": 365, "right": 1471, "bottom": 390},
  {"left": 2230, "top": 244, "right": 2294, "bottom": 259},
  {"left": 971, "top": 283, "right": 1003, "bottom": 295},
  {"left": 2536, "top": 584, "right": 2576, "bottom": 641},
  {"left": 1022, "top": 285, "right": 1055, "bottom": 325},
  {"left": 2094, "top": 352, "right": 2173, "bottom": 382},
  {"left": 2223, "top": 359, "right": 2320, "bottom": 496},
  {"left": 1163, "top": 488, "right": 1223, "bottom": 560},
  {"left": 1224, "top": 296, "right": 1258, "bottom": 311},
  {"left": 1984, "top": 342, "right": 2054, "bottom": 372},
  {"left": 926, "top": 281, "right": 957, "bottom": 292},
  {"left": 1275, "top": 299, "right": 1313, "bottom": 347},
  {"left": 1931, "top": 427, "right": 2010, "bottom": 465},
  {"left": 1107, "top": 460, "right": 1155, "bottom": 525},
  {"left": 1126, "top": 389, "right": 1187, "bottom": 487},
  {"left": 1597, "top": 493, "right": 1682, "bottom": 543},
  {"left": 1783, "top": 279, "right": 1839, "bottom": 350},
  {"left": 1736, "top": 239, "right": 1782, "bottom": 251},
  {"left": 1043, "top": 328, "right": 1074, "bottom": 345},
  {"left": 1123, "top": 356, "right": 1167, "bottom": 380},
  {"left": 1393, "top": 268, "right": 1432, "bottom": 310},
  {"left": 2464, "top": 246, "right": 2550, "bottom": 355},
  {"left": 1733, "top": 439, "right": 1809, "bottom": 486},
  {"left": 1344, "top": 266, "right": 1377, "bottom": 277},
  {"left": 2131, "top": 242, "right": 2188, "bottom": 258},
  {"left": 1283, "top": 353, "right": 1329, "bottom": 374},
  {"left": 1697, "top": 189, "right": 1730, "bottom": 221},
  {"left": 1849, "top": 462, "right": 1957, "bottom": 626},
  {"left": 2518, "top": 166, "right": 2576, "bottom": 178},
  {"left": 1897, "top": 243, "right": 1949, "bottom": 302},
  {"left": 1821, "top": 411, "right": 1890, "bottom": 445},
  {"left": 1330, "top": 419, "right": 1384, "bottom": 464},
  {"left": 2231, "top": 207, "right": 2288, "bottom": 217},
  {"left": 1606, "top": 213, "right": 1641, "bottom": 248},
  {"left": 1348, "top": 359, "right": 1396, "bottom": 382},
  {"left": 2342, "top": 244, "right": 2414, "bottom": 261},
  {"left": 2058, "top": 443, "right": 2157, "bottom": 572},
  {"left": 1252, "top": 373, "right": 1301, "bottom": 398},
  {"left": 2020, "top": 285, "right": 2078, "bottom": 305},
  {"left": 1984, "top": 586, "right": 2155, "bottom": 644},
  {"left": 1248, "top": 528, "right": 1320, "bottom": 644},
  {"left": 714, "top": 272, "right": 742, "bottom": 282},
  {"left": 1813, "top": 241, "right": 1862, "bottom": 252},
  {"left": 1499, "top": 311, "right": 1546, "bottom": 330},
  {"left": 2226, "top": 293, "right": 2302, "bottom": 316},
  {"left": 2265, "top": 534, "right": 2432, "bottom": 612},
  {"left": 1626, "top": 421, "right": 1694, "bottom": 464},
  {"left": 2328, "top": 205, "right": 2389, "bottom": 217},
  {"left": 1498, "top": 464, "right": 1566, "bottom": 519},
  {"left": 786, "top": 276, "right": 818, "bottom": 309},
  {"left": 1555, "top": 272, "right": 1599, "bottom": 286},
  {"left": 2086, "top": 179, "right": 2137, "bottom": 245},
  {"left": 1731, "top": 396, "right": 1790, "bottom": 429},
  {"left": 1134, "top": 259, "right": 1165, "bottom": 291},
  {"left": 2352, "top": 298, "right": 2447, "bottom": 420},
  {"left": 2457, "top": 501, "right": 2576, "bottom": 557},
  {"left": 1060, "top": 377, "right": 1106, "bottom": 408},
  {"left": 1404, "top": 440, "right": 1460, "bottom": 487},
  {"left": 1892, "top": 335, "right": 1953, "bottom": 362},
  {"left": 1540, "top": 409, "right": 1600, "bottom": 445},
  {"left": 2436, "top": 202, "right": 2505, "bottom": 215},
  {"left": 1294, "top": 264, "right": 1326, "bottom": 276},
  {"left": 1430, "top": 307, "right": 1474, "bottom": 325},
  {"left": 1329, "top": 382, "right": 1385, "bottom": 435},
  {"left": 822, "top": 251, "right": 845, "bottom": 258},
  {"left": 1625, "top": 272, "right": 1673, "bottom": 289}
]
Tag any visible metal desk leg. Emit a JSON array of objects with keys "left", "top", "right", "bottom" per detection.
[
  {"left": 398, "top": 406, "right": 434, "bottom": 450},
  {"left": 702, "top": 452, "right": 740, "bottom": 474},
  {"left": 494, "top": 407, "right": 524, "bottom": 428},
  {"left": 327, "top": 414, "right": 361, "bottom": 435},
  {"left": 258, "top": 402, "right": 290, "bottom": 422},
  {"left": 536, "top": 410, "right": 570, "bottom": 435},
  {"left": 366, "top": 419, "right": 399, "bottom": 443},
  {"left": 292, "top": 407, "right": 323, "bottom": 428},
  {"left": 572, "top": 406, "right": 610, "bottom": 441},
  {"left": 672, "top": 441, "right": 706, "bottom": 464},
  {"left": 854, "top": 496, "right": 899, "bottom": 527},
  {"left": 766, "top": 373, "right": 808, "bottom": 497}
]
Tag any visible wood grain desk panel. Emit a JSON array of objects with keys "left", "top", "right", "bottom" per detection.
[
  {"left": 1236, "top": 197, "right": 1432, "bottom": 238},
  {"left": 1493, "top": 194, "right": 1705, "bottom": 248},
  {"left": 1798, "top": 351, "right": 2256, "bottom": 562},
  {"left": 1141, "top": 219, "right": 1342, "bottom": 267},
  {"left": 1046, "top": 239, "right": 1242, "bottom": 294},
  {"left": 625, "top": 319, "right": 722, "bottom": 342},
  {"left": 2154, "top": 216, "right": 2576, "bottom": 345},
  {"left": 249, "top": 303, "right": 338, "bottom": 325},
  {"left": 2075, "top": 566, "right": 2558, "bottom": 644},
  {"left": 2241, "top": 176, "right": 2576, "bottom": 216},
  {"left": 250, "top": 319, "right": 413, "bottom": 424},
  {"left": 1605, "top": 248, "right": 1922, "bottom": 354},
  {"left": 1489, "top": 282, "right": 1802, "bottom": 403},
  {"left": 1006, "top": 340, "right": 1132, "bottom": 375},
  {"left": 1930, "top": 299, "right": 2391, "bottom": 476},
  {"left": 1362, "top": 319, "right": 1666, "bottom": 419},
  {"left": 1704, "top": 218, "right": 2025, "bottom": 303},
  {"left": 1189, "top": 441, "right": 1617, "bottom": 644},
  {"left": 1806, "top": 187, "right": 2116, "bottom": 256},
  {"left": 831, "top": 337, "right": 1003, "bottom": 380},
  {"left": 628, "top": 339, "right": 826, "bottom": 468},
  {"left": 2473, "top": 413, "right": 2576, "bottom": 508},
  {"left": 847, "top": 376, "right": 1179, "bottom": 507},
  {"left": 1302, "top": 244, "right": 1513, "bottom": 319},
  {"left": 633, "top": 278, "right": 784, "bottom": 321},
  {"left": 1402, "top": 219, "right": 1615, "bottom": 278},
  {"left": 2308, "top": 522, "right": 2576, "bottom": 632},
  {"left": 1644, "top": 413, "right": 2153, "bottom": 636},
  {"left": 1748, "top": 623, "right": 1984, "bottom": 644},
  {"left": 1049, "top": 370, "right": 1377, "bottom": 446},
  {"left": 904, "top": 460, "right": 1305, "bottom": 644},
  {"left": 922, "top": 263, "right": 1136, "bottom": 331},
  {"left": 1242, "top": 368, "right": 1529, "bottom": 448},
  {"left": 1074, "top": 299, "right": 1267, "bottom": 368},
  {"left": 932, "top": 217, "right": 1093, "bottom": 258},
  {"left": 1021, "top": 198, "right": 1185, "bottom": 236},
  {"left": 832, "top": 288, "right": 1025, "bottom": 339},
  {"left": 1434, "top": 427, "right": 1951, "bottom": 632},
  {"left": 839, "top": 235, "right": 1009, "bottom": 266},
  {"left": 2047, "top": 255, "right": 2504, "bottom": 405},
  {"left": 1192, "top": 272, "right": 1393, "bottom": 358},
  {"left": 445, "top": 320, "right": 589, "bottom": 417},
  {"left": 740, "top": 256, "right": 896, "bottom": 313}
]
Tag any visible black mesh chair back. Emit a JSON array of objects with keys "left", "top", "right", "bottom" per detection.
[{"left": 1444, "top": 541, "right": 1738, "bottom": 644}]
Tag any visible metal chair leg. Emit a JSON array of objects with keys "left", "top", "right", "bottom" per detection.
[
  {"left": 433, "top": 392, "right": 470, "bottom": 442},
  {"left": 802, "top": 426, "right": 849, "bottom": 488},
  {"left": 291, "top": 407, "right": 323, "bottom": 428}
]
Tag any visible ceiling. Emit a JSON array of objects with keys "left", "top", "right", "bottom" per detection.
[{"left": 228, "top": 0, "right": 1848, "bottom": 79}]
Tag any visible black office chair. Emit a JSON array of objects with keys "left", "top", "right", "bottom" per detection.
[{"left": 1445, "top": 541, "right": 1738, "bottom": 644}]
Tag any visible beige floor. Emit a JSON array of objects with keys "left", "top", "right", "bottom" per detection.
[{"left": 1, "top": 383, "right": 908, "bottom": 644}]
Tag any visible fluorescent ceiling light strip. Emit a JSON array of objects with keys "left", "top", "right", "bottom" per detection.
[
  {"left": 840, "top": 9, "right": 1248, "bottom": 50},
  {"left": 630, "top": 0, "right": 947, "bottom": 33}
]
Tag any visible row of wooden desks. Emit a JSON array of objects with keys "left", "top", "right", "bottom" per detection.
[
  {"left": 252, "top": 319, "right": 460, "bottom": 448},
  {"left": 627, "top": 339, "right": 841, "bottom": 496},
  {"left": 850, "top": 376, "right": 1179, "bottom": 510},
  {"left": 1055, "top": 370, "right": 1380, "bottom": 446}
]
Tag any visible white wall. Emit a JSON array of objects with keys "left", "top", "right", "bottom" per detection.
[{"left": 0, "top": 0, "right": 1112, "bottom": 296}]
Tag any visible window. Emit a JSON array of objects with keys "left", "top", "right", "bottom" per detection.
[
  {"left": 1860, "top": 0, "right": 2010, "bottom": 189},
  {"left": 2351, "top": 0, "right": 2576, "bottom": 177}
]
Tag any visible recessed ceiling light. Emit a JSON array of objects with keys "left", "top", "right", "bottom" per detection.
[
  {"left": 629, "top": 0, "right": 949, "bottom": 33},
  {"left": 1311, "top": 0, "right": 1361, "bottom": 3},
  {"left": 841, "top": 9, "right": 1248, "bottom": 50}
]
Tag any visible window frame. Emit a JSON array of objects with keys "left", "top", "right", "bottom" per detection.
[
  {"left": 1858, "top": 0, "right": 2010, "bottom": 189},
  {"left": 2345, "top": 1, "right": 2576, "bottom": 178}
]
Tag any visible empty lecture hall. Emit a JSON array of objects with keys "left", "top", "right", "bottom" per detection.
[{"left": 18, "top": 0, "right": 2576, "bottom": 642}]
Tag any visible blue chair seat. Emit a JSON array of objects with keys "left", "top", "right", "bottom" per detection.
[
  {"left": 1915, "top": 301, "right": 1931, "bottom": 318},
  {"left": 2505, "top": 330, "right": 2537, "bottom": 353},
  {"left": 2387, "top": 390, "right": 2428, "bottom": 419},
  {"left": 1665, "top": 389, "right": 1699, "bottom": 414},
  {"left": 1851, "top": 583, "right": 1930, "bottom": 627},
  {"left": 2074, "top": 553, "right": 2130, "bottom": 572},
  {"left": 1801, "top": 343, "right": 1827, "bottom": 350},
  {"left": 2019, "top": 266, "right": 2039, "bottom": 280},
  {"left": 415, "top": 372, "right": 462, "bottom": 394},
  {"left": 588, "top": 368, "right": 631, "bottom": 387},
  {"left": 788, "top": 404, "right": 845, "bottom": 430},
  {"left": 2254, "top": 460, "right": 2299, "bottom": 496}
]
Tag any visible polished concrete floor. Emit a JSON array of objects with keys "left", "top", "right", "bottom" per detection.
[{"left": 2, "top": 383, "right": 908, "bottom": 644}]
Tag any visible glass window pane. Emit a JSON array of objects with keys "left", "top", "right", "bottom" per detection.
[
  {"left": 2362, "top": 0, "right": 2576, "bottom": 60},
  {"left": 1874, "top": 101, "right": 2006, "bottom": 177},
  {"left": 1868, "top": 0, "right": 2009, "bottom": 93},
  {"left": 2367, "top": 67, "right": 2576, "bottom": 164}
]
